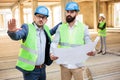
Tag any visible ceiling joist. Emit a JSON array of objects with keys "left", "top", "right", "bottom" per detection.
[{"left": 0, "top": 0, "right": 120, "bottom": 10}]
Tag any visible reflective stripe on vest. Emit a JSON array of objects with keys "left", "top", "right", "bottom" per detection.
[
  {"left": 18, "top": 57, "right": 35, "bottom": 65},
  {"left": 59, "top": 42, "right": 81, "bottom": 47},
  {"left": 59, "top": 22, "right": 85, "bottom": 48},
  {"left": 18, "top": 44, "right": 37, "bottom": 66},
  {"left": 21, "top": 44, "right": 37, "bottom": 54}
]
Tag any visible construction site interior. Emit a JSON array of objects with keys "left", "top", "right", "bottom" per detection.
[{"left": 0, "top": 0, "right": 120, "bottom": 80}]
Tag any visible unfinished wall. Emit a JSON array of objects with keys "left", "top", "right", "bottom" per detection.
[
  {"left": 78, "top": 1, "right": 93, "bottom": 29},
  {"left": 107, "top": 2, "right": 114, "bottom": 27},
  {"left": 78, "top": 1, "right": 113, "bottom": 29}
]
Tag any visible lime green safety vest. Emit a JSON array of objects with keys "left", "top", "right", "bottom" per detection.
[
  {"left": 16, "top": 24, "right": 51, "bottom": 71},
  {"left": 98, "top": 22, "right": 106, "bottom": 36},
  {"left": 59, "top": 22, "right": 85, "bottom": 48}
]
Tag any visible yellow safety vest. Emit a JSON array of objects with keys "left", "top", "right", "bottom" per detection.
[
  {"left": 98, "top": 22, "right": 106, "bottom": 36},
  {"left": 16, "top": 24, "right": 51, "bottom": 71},
  {"left": 59, "top": 22, "right": 85, "bottom": 48}
]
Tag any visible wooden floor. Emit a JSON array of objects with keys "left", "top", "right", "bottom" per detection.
[{"left": 0, "top": 32, "right": 120, "bottom": 80}]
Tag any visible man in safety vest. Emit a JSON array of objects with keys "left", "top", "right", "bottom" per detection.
[
  {"left": 50, "top": 2, "right": 95, "bottom": 80},
  {"left": 7, "top": 6, "right": 52, "bottom": 80},
  {"left": 97, "top": 14, "right": 106, "bottom": 55}
]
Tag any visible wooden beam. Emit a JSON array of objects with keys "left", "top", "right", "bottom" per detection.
[
  {"left": 97, "top": 0, "right": 100, "bottom": 21},
  {"left": 93, "top": 0, "right": 100, "bottom": 32},
  {"left": 19, "top": 0, "right": 30, "bottom": 4},
  {"left": 75, "top": 0, "right": 93, "bottom": 2},
  {"left": 18, "top": 3, "right": 24, "bottom": 25},
  {"left": 74, "top": 0, "right": 113, "bottom": 2},
  {"left": 31, "top": 0, "right": 38, "bottom": 18},
  {"left": 11, "top": 1, "right": 19, "bottom": 11},
  {"left": 113, "top": 0, "right": 120, "bottom": 3},
  {"left": 0, "top": 0, "right": 17, "bottom": 3},
  {"left": 38, "top": 0, "right": 60, "bottom": 2},
  {"left": 0, "top": 6, "right": 11, "bottom": 9}
]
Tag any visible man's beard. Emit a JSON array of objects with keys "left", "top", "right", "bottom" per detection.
[{"left": 66, "top": 15, "right": 76, "bottom": 23}]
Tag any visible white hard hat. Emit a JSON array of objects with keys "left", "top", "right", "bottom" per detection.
[{"left": 99, "top": 13, "right": 105, "bottom": 18}]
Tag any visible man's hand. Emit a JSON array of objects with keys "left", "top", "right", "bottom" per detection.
[
  {"left": 50, "top": 54, "right": 58, "bottom": 60},
  {"left": 87, "top": 51, "right": 96, "bottom": 56},
  {"left": 8, "top": 19, "right": 22, "bottom": 32}
]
